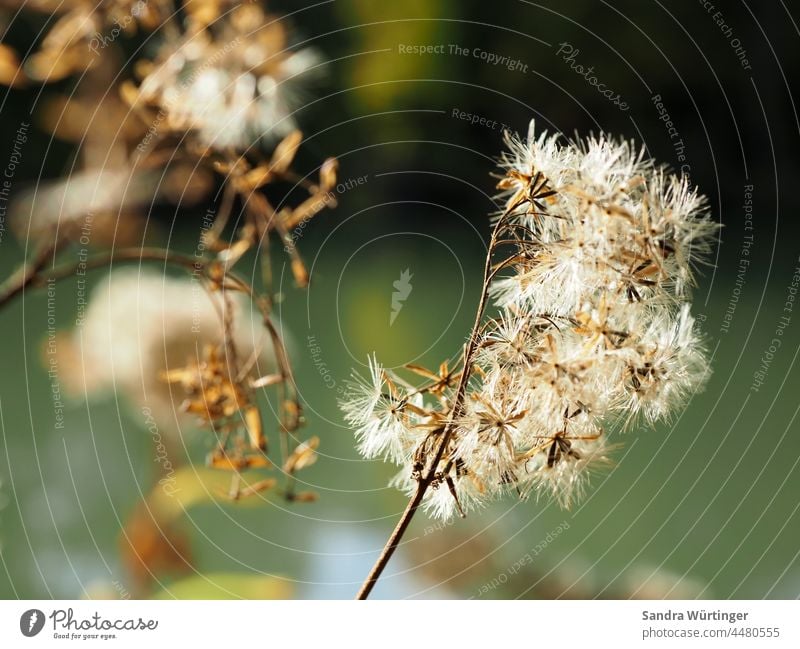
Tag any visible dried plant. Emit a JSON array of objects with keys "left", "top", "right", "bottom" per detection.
[
  {"left": 341, "top": 120, "right": 719, "bottom": 598},
  {"left": 0, "top": 1, "right": 337, "bottom": 505},
  {"left": 130, "top": 2, "right": 318, "bottom": 150},
  {"left": 1, "top": 1, "right": 721, "bottom": 600}
]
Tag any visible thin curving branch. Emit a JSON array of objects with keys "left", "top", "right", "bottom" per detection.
[{"left": 355, "top": 215, "right": 508, "bottom": 600}]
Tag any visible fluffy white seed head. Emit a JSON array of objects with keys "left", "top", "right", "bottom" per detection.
[
  {"left": 341, "top": 120, "right": 718, "bottom": 519},
  {"left": 340, "top": 356, "right": 425, "bottom": 464}
]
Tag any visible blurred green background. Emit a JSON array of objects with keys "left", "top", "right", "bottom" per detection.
[{"left": 0, "top": 0, "right": 799, "bottom": 599}]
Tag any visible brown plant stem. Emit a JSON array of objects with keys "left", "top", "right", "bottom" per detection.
[
  {"left": 0, "top": 247, "right": 298, "bottom": 400},
  {"left": 0, "top": 246, "right": 199, "bottom": 309},
  {"left": 355, "top": 216, "right": 507, "bottom": 600},
  {"left": 0, "top": 240, "right": 60, "bottom": 308}
]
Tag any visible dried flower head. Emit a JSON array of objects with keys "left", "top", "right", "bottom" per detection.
[
  {"left": 341, "top": 355, "right": 427, "bottom": 464},
  {"left": 341, "top": 120, "right": 718, "bottom": 519},
  {"left": 132, "top": 3, "right": 317, "bottom": 149}
]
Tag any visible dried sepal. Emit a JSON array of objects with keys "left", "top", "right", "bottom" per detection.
[
  {"left": 270, "top": 130, "right": 303, "bottom": 175},
  {"left": 289, "top": 491, "right": 319, "bottom": 503},
  {"left": 250, "top": 373, "right": 283, "bottom": 389},
  {"left": 244, "top": 405, "right": 265, "bottom": 452},
  {"left": 223, "top": 477, "right": 278, "bottom": 501},
  {"left": 283, "top": 436, "right": 320, "bottom": 474},
  {"left": 207, "top": 450, "right": 271, "bottom": 472}
]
